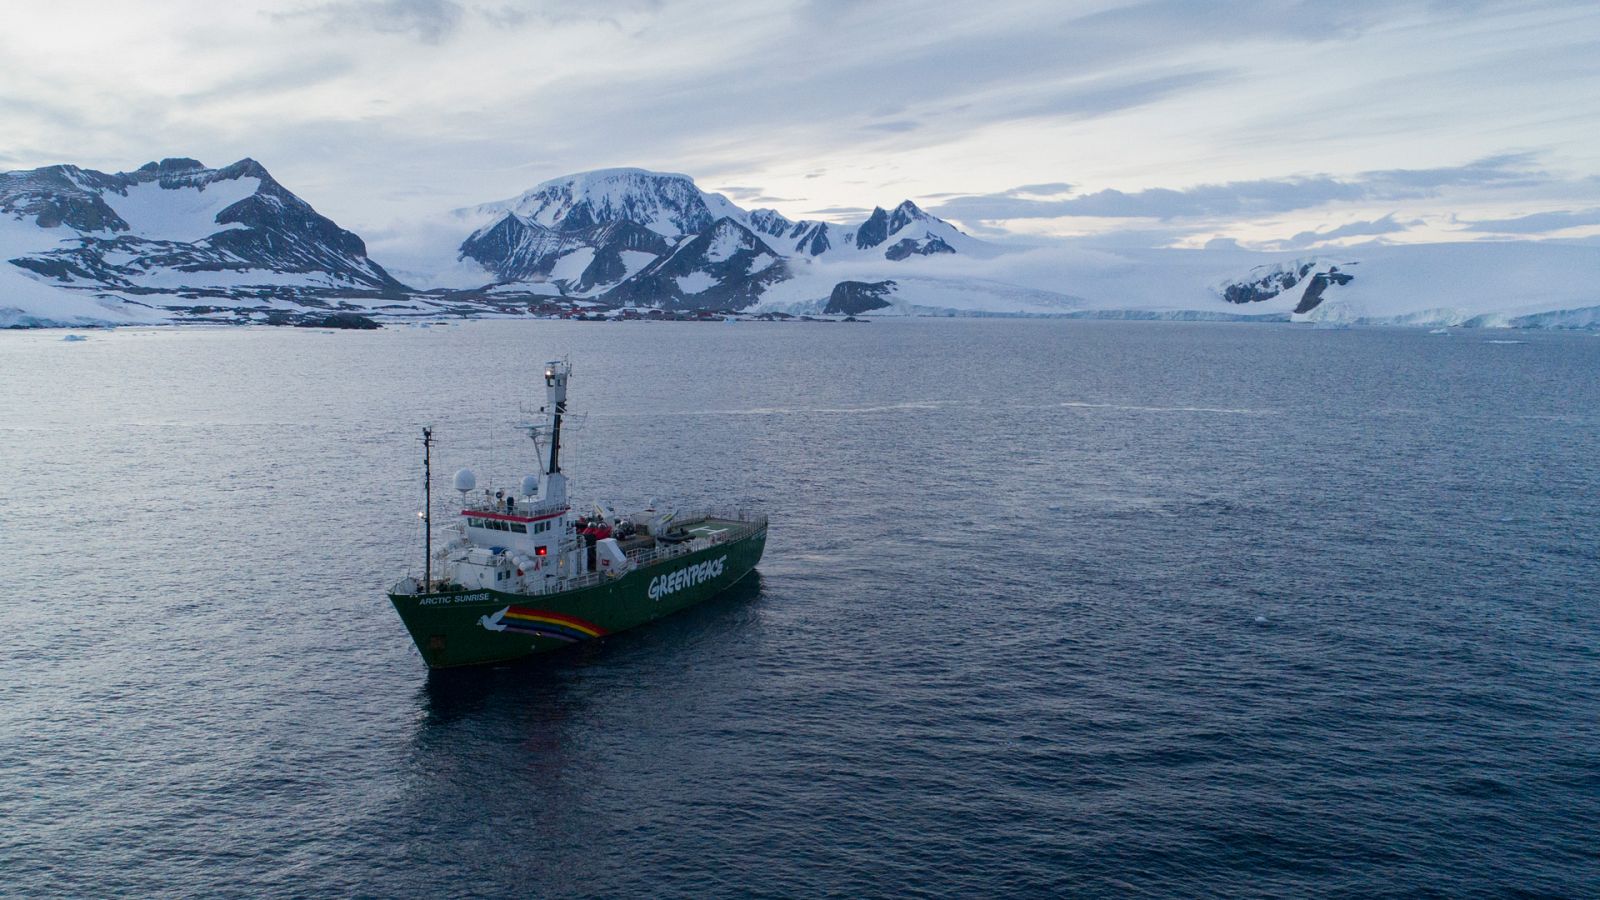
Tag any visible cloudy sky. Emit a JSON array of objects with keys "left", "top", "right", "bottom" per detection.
[{"left": 3, "top": 0, "right": 1599, "bottom": 250}]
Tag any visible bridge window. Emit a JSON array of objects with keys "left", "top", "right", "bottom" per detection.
[{"left": 511, "top": 523, "right": 527, "bottom": 533}]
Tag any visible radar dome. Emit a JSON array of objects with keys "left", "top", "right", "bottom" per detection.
[
  {"left": 453, "top": 468, "right": 476, "bottom": 493},
  {"left": 521, "top": 475, "right": 539, "bottom": 496}
]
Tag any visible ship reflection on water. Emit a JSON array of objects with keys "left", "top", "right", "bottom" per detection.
[{"left": 388, "top": 573, "right": 768, "bottom": 888}]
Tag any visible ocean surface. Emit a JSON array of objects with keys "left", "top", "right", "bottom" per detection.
[{"left": 2, "top": 319, "right": 1597, "bottom": 897}]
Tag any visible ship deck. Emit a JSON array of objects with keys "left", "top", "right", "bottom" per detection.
[
  {"left": 391, "top": 512, "right": 765, "bottom": 598},
  {"left": 618, "top": 516, "right": 762, "bottom": 559}
]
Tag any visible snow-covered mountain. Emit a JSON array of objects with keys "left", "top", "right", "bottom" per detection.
[
  {"left": 1204, "top": 243, "right": 1600, "bottom": 327},
  {"left": 5, "top": 158, "right": 1598, "bottom": 329},
  {"left": 0, "top": 157, "right": 405, "bottom": 325},
  {"left": 1217, "top": 258, "right": 1355, "bottom": 314},
  {"left": 472, "top": 168, "right": 745, "bottom": 237},
  {"left": 405, "top": 168, "right": 992, "bottom": 305},
  {"left": 739, "top": 199, "right": 990, "bottom": 262}
]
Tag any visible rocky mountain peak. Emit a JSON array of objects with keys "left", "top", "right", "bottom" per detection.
[
  {"left": 138, "top": 157, "right": 207, "bottom": 175},
  {"left": 748, "top": 208, "right": 795, "bottom": 238},
  {"left": 854, "top": 206, "right": 890, "bottom": 249},
  {"left": 888, "top": 199, "right": 929, "bottom": 234}
]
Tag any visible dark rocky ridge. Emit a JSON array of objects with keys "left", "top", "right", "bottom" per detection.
[
  {"left": 1223, "top": 262, "right": 1313, "bottom": 304},
  {"left": 1295, "top": 268, "right": 1354, "bottom": 314},
  {"left": 270, "top": 310, "right": 382, "bottom": 329},
  {"left": 885, "top": 236, "right": 954, "bottom": 260},
  {"left": 604, "top": 218, "right": 788, "bottom": 311},
  {"left": 854, "top": 207, "right": 890, "bottom": 249},
  {"left": 1222, "top": 260, "right": 1355, "bottom": 313},
  {"left": 459, "top": 216, "right": 671, "bottom": 289},
  {"left": 792, "top": 222, "right": 833, "bottom": 256},
  {"left": 747, "top": 209, "right": 794, "bottom": 238},
  {"left": 825, "top": 280, "right": 896, "bottom": 314}
]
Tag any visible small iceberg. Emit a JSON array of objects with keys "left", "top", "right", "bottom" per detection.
[
  {"left": 1428, "top": 328, "right": 1450, "bottom": 335},
  {"left": 61, "top": 334, "right": 88, "bottom": 342}
]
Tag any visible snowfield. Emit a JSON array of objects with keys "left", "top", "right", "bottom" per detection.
[
  {"left": 744, "top": 240, "right": 1600, "bottom": 326},
  {"left": 674, "top": 272, "right": 718, "bottom": 295},
  {"left": 101, "top": 177, "right": 258, "bottom": 242},
  {"left": 6, "top": 235, "right": 1598, "bottom": 328}
]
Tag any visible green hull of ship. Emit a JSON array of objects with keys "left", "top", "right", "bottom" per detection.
[{"left": 388, "top": 525, "right": 767, "bottom": 668}]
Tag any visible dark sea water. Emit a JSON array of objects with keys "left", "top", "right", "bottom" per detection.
[{"left": 1, "top": 319, "right": 1597, "bottom": 897}]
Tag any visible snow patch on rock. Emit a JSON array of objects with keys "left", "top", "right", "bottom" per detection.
[{"left": 101, "top": 178, "right": 258, "bottom": 242}]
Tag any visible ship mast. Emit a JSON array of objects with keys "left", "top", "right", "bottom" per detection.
[
  {"left": 422, "top": 426, "right": 433, "bottom": 589},
  {"left": 541, "top": 360, "right": 570, "bottom": 504}
]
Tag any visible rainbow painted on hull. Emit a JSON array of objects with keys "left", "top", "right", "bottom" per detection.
[
  {"left": 482, "top": 607, "right": 608, "bottom": 642},
  {"left": 389, "top": 520, "right": 766, "bottom": 668}
]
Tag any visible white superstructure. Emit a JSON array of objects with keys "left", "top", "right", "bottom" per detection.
[{"left": 392, "top": 359, "right": 764, "bottom": 600}]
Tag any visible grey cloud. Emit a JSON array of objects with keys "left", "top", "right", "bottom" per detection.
[
  {"left": 274, "top": 0, "right": 466, "bottom": 44},
  {"left": 1277, "top": 213, "right": 1420, "bottom": 248},
  {"left": 1067, "top": 224, "right": 1207, "bottom": 249},
  {"left": 1463, "top": 208, "right": 1600, "bottom": 233},
  {"left": 0, "top": 95, "right": 92, "bottom": 131},
  {"left": 1359, "top": 153, "right": 1544, "bottom": 192},
  {"left": 515, "top": 9, "right": 1262, "bottom": 168},
  {"left": 931, "top": 155, "right": 1545, "bottom": 222},
  {"left": 478, "top": 4, "right": 529, "bottom": 27},
  {"left": 179, "top": 56, "right": 356, "bottom": 103},
  {"left": 804, "top": 206, "right": 872, "bottom": 218},
  {"left": 42, "top": 0, "right": 1589, "bottom": 241},
  {"left": 933, "top": 176, "right": 1362, "bottom": 220},
  {"left": 1006, "top": 182, "right": 1072, "bottom": 196},
  {"left": 1006, "top": 69, "right": 1234, "bottom": 122},
  {"left": 275, "top": 0, "right": 664, "bottom": 39},
  {"left": 511, "top": 0, "right": 663, "bottom": 27},
  {"left": 864, "top": 120, "right": 920, "bottom": 133},
  {"left": 1068, "top": 0, "right": 1401, "bottom": 44},
  {"left": 713, "top": 186, "right": 800, "bottom": 204}
]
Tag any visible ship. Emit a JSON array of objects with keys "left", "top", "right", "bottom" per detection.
[{"left": 387, "top": 359, "right": 768, "bottom": 668}]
